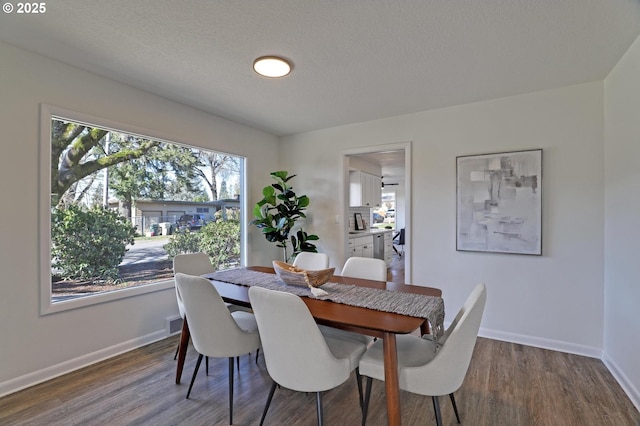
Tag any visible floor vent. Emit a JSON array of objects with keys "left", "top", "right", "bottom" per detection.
[{"left": 166, "top": 316, "right": 183, "bottom": 335}]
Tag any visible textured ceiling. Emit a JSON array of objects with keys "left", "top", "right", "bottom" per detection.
[{"left": 1, "top": 0, "right": 639, "bottom": 138}]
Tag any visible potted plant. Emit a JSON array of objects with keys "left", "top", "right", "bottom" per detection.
[{"left": 251, "top": 171, "right": 319, "bottom": 262}]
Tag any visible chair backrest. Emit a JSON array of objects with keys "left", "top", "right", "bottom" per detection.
[
  {"left": 292, "top": 252, "right": 330, "bottom": 270},
  {"left": 342, "top": 256, "right": 387, "bottom": 281},
  {"left": 173, "top": 252, "right": 215, "bottom": 276},
  {"left": 393, "top": 229, "right": 405, "bottom": 244},
  {"left": 173, "top": 252, "right": 215, "bottom": 318},
  {"left": 400, "top": 283, "right": 487, "bottom": 396},
  {"left": 248, "top": 286, "right": 351, "bottom": 392},
  {"left": 397, "top": 228, "right": 405, "bottom": 245},
  {"left": 175, "top": 273, "right": 259, "bottom": 358}
]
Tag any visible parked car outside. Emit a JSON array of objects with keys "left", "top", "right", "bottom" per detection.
[{"left": 176, "top": 214, "right": 207, "bottom": 231}]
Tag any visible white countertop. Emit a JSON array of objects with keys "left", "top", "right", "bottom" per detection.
[{"left": 348, "top": 228, "right": 394, "bottom": 238}]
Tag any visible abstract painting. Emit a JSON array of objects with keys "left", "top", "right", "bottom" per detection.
[{"left": 456, "top": 149, "right": 542, "bottom": 255}]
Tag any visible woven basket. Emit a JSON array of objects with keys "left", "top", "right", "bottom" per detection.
[{"left": 272, "top": 261, "right": 334, "bottom": 288}]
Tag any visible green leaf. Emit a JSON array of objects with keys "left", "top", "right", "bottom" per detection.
[
  {"left": 282, "top": 173, "right": 297, "bottom": 183},
  {"left": 271, "top": 171, "right": 288, "bottom": 181},
  {"left": 263, "top": 186, "right": 275, "bottom": 197},
  {"left": 265, "top": 194, "right": 276, "bottom": 205},
  {"left": 298, "top": 195, "right": 310, "bottom": 207},
  {"left": 251, "top": 204, "right": 260, "bottom": 217},
  {"left": 281, "top": 189, "right": 295, "bottom": 199}
]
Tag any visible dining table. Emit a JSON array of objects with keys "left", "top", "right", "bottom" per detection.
[{"left": 174, "top": 265, "right": 443, "bottom": 426}]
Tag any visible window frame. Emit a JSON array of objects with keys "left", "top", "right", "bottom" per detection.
[{"left": 39, "top": 104, "right": 247, "bottom": 315}]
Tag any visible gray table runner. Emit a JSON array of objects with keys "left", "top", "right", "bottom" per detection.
[{"left": 205, "top": 267, "right": 445, "bottom": 338}]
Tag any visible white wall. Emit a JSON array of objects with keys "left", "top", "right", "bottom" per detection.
[
  {"left": 604, "top": 34, "right": 640, "bottom": 409},
  {"left": 281, "top": 82, "right": 605, "bottom": 356},
  {"left": 0, "top": 41, "right": 281, "bottom": 395}
]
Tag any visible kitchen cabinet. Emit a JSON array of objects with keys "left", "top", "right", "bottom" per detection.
[
  {"left": 348, "top": 235, "right": 374, "bottom": 258},
  {"left": 348, "top": 230, "right": 395, "bottom": 262},
  {"left": 384, "top": 231, "right": 394, "bottom": 266},
  {"left": 349, "top": 171, "right": 381, "bottom": 207}
]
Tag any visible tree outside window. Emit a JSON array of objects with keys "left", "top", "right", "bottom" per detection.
[{"left": 49, "top": 116, "right": 244, "bottom": 304}]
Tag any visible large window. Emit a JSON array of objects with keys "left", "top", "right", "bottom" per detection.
[{"left": 40, "top": 105, "right": 245, "bottom": 314}]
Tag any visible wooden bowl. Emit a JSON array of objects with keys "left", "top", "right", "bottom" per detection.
[{"left": 272, "top": 261, "right": 334, "bottom": 288}]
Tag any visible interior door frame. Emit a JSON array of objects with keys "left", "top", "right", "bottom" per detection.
[{"left": 342, "top": 141, "right": 412, "bottom": 284}]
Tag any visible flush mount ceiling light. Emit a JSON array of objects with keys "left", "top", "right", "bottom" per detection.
[{"left": 253, "top": 56, "right": 292, "bottom": 78}]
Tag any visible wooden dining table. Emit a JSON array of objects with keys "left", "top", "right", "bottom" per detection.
[{"left": 175, "top": 266, "right": 442, "bottom": 426}]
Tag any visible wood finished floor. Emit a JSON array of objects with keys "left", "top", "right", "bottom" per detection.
[
  {"left": 1, "top": 336, "right": 638, "bottom": 425},
  {"left": 2, "top": 256, "right": 638, "bottom": 425}
]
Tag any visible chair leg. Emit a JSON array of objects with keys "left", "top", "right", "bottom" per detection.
[
  {"left": 432, "top": 395, "right": 442, "bottom": 426},
  {"left": 259, "top": 380, "right": 278, "bottom": 426},
  {"left": 316, "top": 391, "right": 324, "bottom": 426},
  {"left": 228, "top": 357, "right": 234, "bottom": 425},
  {"left": 186, "top": 353, "right": 203, "bottom": 399},
  {"left": 355, "top": 368, "right": 363, "bottom": 409},
  {"left": 205, "top": 356, "right": 209, "bottom": 376},
  {"left": 449, "top": 393, "right": 461, "bottom": 423},
  {"left": 255, "top": 347, "right": 260, "bottom": 364},
  {"left": 361, "top": 377, "right": 373, "bottom": 426}
]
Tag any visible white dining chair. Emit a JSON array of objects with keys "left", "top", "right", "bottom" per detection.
[
  {"left": 342, "top": 256, "right": 387, "bottom": 282},
  {"left": 292, "top": 252, "right": 330, "bottom": 270},
  {"left": 173, "top": 252, "right": 247, "bottom": 313},
  {"left": 172, "top": 252, "right": 249, "bottom": 363},
  {"left": 175, "top": 273, "right": 261, "bottom": 425},
  {"left": 316, "top": 256, "right": 388, "bottom": 347},
  {"left": 359, "top": 283, "right": 487, "bottom": 426},
  {"left": 248, "top": 286, "right": 367, "bottom": 426}
]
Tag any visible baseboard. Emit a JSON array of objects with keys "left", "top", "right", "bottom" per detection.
[
  {"left": 0, "top": 330, "right": 167, "bottom": 398},
  {"left": 602, "top": 352, "right": 640, "bottom": 412},
  {"left": 478, "top": 327, "right": 603, "bottom": 359}
]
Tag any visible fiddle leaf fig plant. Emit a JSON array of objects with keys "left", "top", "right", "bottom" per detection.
[{"left": 251, "top": 171, "right": 319, "bottom": 262}]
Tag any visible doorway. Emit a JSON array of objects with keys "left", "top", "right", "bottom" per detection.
[{"left": 342, "top": 142, "right": 411, "bottom": 283}]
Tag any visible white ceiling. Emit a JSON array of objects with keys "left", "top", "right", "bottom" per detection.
[
  {"left": 1, "top": 0, "right": 639, "bottom": 139},
  {"left": 351, "top": 151, "right": 406, "bottom": 184}
]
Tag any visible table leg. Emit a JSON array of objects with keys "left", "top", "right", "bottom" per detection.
[
  {"left": 175, "top": 317, "right": 190, "bottom": 384},
  {"left": 420, "top": 320, "right": 431, "bottom": 336},
  {"left": 383, "top": 332, "right": 402, "bottom": 426}
]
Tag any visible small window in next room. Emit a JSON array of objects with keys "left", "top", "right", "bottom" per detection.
[{"left": 373, "top": 191, "right": 396, "bottom": 229}]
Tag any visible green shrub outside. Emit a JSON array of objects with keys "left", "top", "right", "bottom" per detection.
[
  {"left": 164, "top": 220, "right": 240, "bottom": 270},
  {"left": 198, "top": 220, "right": 240, "bottom": 270},
  {"left": 163, "top": 228, "right": 201, "bottom": 258},
  {"left": 51, "top": 204, "right": 136, "bottom": 282}
]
